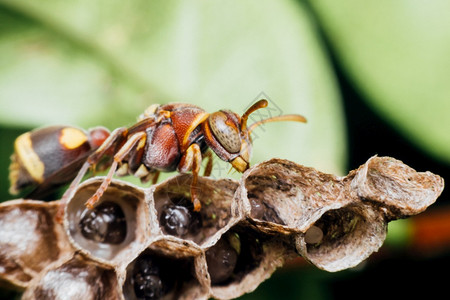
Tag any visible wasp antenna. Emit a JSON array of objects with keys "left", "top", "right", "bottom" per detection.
[
  {"left": 227, "top": 166, "right": 237, "bottom": 175},
  {"left": 247, "top": 114, "right": 307, "bottom": 135},
  {"left": 241, "top": 99, "right": 269, "bottom": 131}
]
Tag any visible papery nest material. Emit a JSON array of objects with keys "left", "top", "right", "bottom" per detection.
[
  {"left": 0, "top": 156, "right": 444, "bottom": 299},
  {"left": 236, "top": 156, "right": 444, "bottom": 272}
]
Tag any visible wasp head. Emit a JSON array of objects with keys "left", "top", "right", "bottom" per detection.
[{"left": 202, "top": 100, "right": 306, "bottom": 173}]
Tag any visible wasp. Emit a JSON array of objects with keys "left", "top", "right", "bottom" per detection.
[{"left": 9, "top": 100, "right": 306, "bottom": 218}]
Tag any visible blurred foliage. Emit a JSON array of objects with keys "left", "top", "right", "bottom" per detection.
[
  {"left": 0, "top": 0, "right": 448, "bottom": 299},
  {"left": 311, "top": 0, "right": 450, "bottom": 165},
  {"left": 0, "top": 0, "right": 346, "bottom": 177}
]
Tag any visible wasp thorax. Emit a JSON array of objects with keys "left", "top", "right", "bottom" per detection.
[{"left": 208, "top": 111, "right": 241, "bottom": 153}]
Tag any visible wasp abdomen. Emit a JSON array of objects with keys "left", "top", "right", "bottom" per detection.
[{"left": 9, "top": 126, "right": 109, "bottom": 196}]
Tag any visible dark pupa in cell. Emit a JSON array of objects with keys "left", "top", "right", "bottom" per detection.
[
  {"left": 123, "top": 249, "right": 206, "bottom": 300},
  {"left": 152, "top": 174, "right": 237, "bottom": 245},
  {"left": 205, "top": 233, "right": 239, "bottom": 284},
  {"left": 131, "top": 254, "right": 168, "bottom": 300},
  {"left": 207, "top": 222, "right": 295, "bottom": 299},
  {"left": 79, "top": 201, "right": 127, "bottom": 244},
  {"left": 206, "top": 227, "right": 262, "bottom": 287},
  {"left": 159, "top": 202, "right": 202, "bottom": 238}
]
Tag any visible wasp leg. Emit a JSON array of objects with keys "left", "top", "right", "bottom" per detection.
[
  {"left": 151, "top": 171, "right": 160, "bottom": 184},
  {"left": 178, "top": 143, "right": 202, "bottom": 212},
  {"left": 55, "top": 161, "right": 91, "bottom": 222},
  {"left": 136, "top": 169, "right": 160, "bottom": 184},
  {"left": 85, "top": 131, "right": 147, "bottom": 209},
  {"left": 202, "top": 150, "right": 214, "bottom": 177},
  {"left": 55, "top": 127, "right": 128, "bottom": 223}
]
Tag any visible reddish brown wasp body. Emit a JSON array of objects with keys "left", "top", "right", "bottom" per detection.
[{"left": 10, "top": 100, "right": 306, "bottom": 219}]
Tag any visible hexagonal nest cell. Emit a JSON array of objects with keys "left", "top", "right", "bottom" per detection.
[
  {"left": 206, "top": 221, "right": 296, "bottom": 300},
  {"left": 0, "top": 156, "right": 444, "bottom": 299},
  {"left": 152, "top": 174, "right": 238, "bottom": 247},
  {"left": 238, "top": 159, "right": 349, "bottom": 236},
  {"left": 65, "top": 178, "right": 149, "bottom": 266},
  {"left": 0, "top": 200, "right": 70, "bottom": 289},
  {"left": 122, "top": 248, "right": 207, "bottom": 300},
  {"left": 22, "top": 254, "right": 121, "bottom": 300},
  {"left": 296, "top": 203, "right": 387, "bottom": 272}
]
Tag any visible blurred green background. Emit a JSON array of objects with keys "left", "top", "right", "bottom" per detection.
[{"left": 0, "top": 0, "right": 449, "bottom": 299}]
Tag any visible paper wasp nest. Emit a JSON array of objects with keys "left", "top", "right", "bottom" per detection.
[{"left": 0, "top": 156, "right": 444, "bottom": 299}]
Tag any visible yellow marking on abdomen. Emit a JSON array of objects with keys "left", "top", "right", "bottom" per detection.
[
  {"left": 15, "top": 132, "right": 45, "bottom": 183},
  {"left": 60, "top": 127, "right": 88, "bottom": 150}
]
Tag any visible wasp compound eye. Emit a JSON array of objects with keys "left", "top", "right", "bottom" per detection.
[
  {"left": 208, "top": 111, "right": 242, "bottom": 153},
  {"left": 79, "top": 201, "right": 127, "bottom": 244}
]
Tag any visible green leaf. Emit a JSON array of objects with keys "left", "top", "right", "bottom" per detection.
[
  {"left": 0, "top": 0, "right": 345, "bottom": 174},
  {"left": 311, "top": 0, "right": 450, "bottom": 164},
  {"left": 386, "top": 219, "right": 413, "bottom": 249}
]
